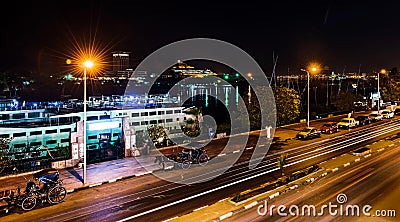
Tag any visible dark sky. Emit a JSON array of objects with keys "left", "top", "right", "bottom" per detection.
[{"left": 2, "top": 0, "right": 400, "bottom": 75}]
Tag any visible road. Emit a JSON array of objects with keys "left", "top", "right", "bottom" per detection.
[
  {"left": 1, "top": 115, "right": 399, "bottom": 221},
  {"left": 228, "top": 142, "right": 400, "bottom": 222}
]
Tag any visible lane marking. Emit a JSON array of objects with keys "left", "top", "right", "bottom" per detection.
[{"left": 193, "top": 205, "right": 209, "bottom": 212}]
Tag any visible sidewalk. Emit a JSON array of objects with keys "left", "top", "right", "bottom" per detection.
[
  {"left": 0, "top": 155, "right": 163, "bottom": 194},
  {"left": 0, "top": 113, "right": 348, "bottom": 195}
]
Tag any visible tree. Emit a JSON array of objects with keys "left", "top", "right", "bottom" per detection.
[
  {"left": 0, "top": 138, "right": 12, "bottom": 174},
  {"left": 381, "top": 68, "right": 400, "bottom": 102},
  {"left": 244, "top": 86, "right": 299, "bottom": 128},
  {"left": 147, "top": 125, "right": 170, "bottom": 148},
  {"left": 273, "top": 86, "right": 300, "bottom": 126},
  {"left": 331, "top": 91, "right": 358, "bottom": 112},
  {"left": 390, "top": 67, "right": 400, "bottom": 83},
  {"left": 182, "top": 118, "right": 201, "bottom": 137},
  {"left": 381, "top": 84, "right": 400, "bottom": 102},
  {"left": 184, "top": 107, "right": 202, "bottom": 131},
  {"left": 181, "top": 107, "right": 203, "bottom": 138},
  {"left": 277, "top": 153, "right": 287, "bottom": 177}
]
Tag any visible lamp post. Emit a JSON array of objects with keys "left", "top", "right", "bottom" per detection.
[
  {"left": 378, "top": 69, "right": 386, "bottom": 112},
  {"left": 300, "top": 69, "right": 310, "bottom": 127},
  {"left": 378, "top": 72, "right": 380, "bottom": 112},
  {"left": 82, "top": 60, "right": 93, "bottom": 184},
  {"left": 301, "top": 67, "right": 318, "bottom": 127}
]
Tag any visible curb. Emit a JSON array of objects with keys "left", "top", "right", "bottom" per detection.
[
  {"left": 66, "top": 168, "right": 161, "bottom": 194},
  {"left": 0, "top": 169, "right": 43, "bottom": 181}
]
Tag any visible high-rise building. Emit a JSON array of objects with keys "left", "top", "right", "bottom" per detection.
[{"left": 112, "top": 51, "right": 130, "bottom": 74}]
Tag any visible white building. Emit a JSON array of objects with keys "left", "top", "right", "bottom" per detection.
[{"left": 0, "top": 104, "right": 189, "bottom": 167}]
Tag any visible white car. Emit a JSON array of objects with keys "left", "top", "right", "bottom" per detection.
[
  {"left": 381, "top": 110, "right": 394, "bottom": 119},
  {"left": 369, "top": 113, "right": 383, "bottom": 121}
]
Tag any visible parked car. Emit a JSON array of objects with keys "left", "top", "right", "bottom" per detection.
[
  {"left": 296, "top": 127, "right": 321, "bottom": 140},
  {"left": 355, "top": 115, "right": 372, "bottom": 126},
  {"left": 337, "top": 117, "right": 359, "bottom": 129},
  {"left": 381, "top": 110, "right": 394, "bottom": 119},
  {"left": 368, "top": 113, "right": 383, "bottom": 122},
  {"left": 320, "top": 122, "right": 339, "bottom": 134}
]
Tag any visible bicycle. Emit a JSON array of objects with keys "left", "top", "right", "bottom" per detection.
[{"left": 176, "top": 147, "right": 209, "bottom": 170}]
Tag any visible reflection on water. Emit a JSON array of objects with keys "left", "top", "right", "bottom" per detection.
[
  {"left": 236, "top": 85, "right": 239, "bottom": 105},
  {"left": 178, "top": 83, "right": 247, "bottom": 125},
  {"left": 248, "top": 85, "right": 251, "bottom": 104},
  {"left": 180, "top": 83, "right": 242, "bottom": 108}
]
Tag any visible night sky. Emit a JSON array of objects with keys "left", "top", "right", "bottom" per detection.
[{"left": 2, "top": 0, "right": 400, "bottom": 75}]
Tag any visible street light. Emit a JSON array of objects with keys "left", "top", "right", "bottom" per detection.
[
  {"left": 301, "top": 65, "right": 319, "bottom": 127},
  {"left": 378, "top": 69, "right": 386, "bottom": 112},
  {"left": 82, "top": 60, "right": 93, "bottom": 185},
  {"left": 300, "top": 69, "right": 310, "bottom": 127},
  {"left": 64, "top": 37, "right": 108, "bottom": 184}
]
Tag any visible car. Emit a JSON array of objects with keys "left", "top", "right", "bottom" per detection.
[
  {"left": 368, "top": 113, "right": 383, "bottom": 122},
  {"left": 337, "top": 117, "right": 359, "bottom": 129},
  {"left": 296, "top": 127, "right": 321, "bottom": 140},
  {"left": 381, "top": 110, "right": 394, "bottom": 119},
  {"left": 355, "top": 115, "right": 372, "bottom": 126},
  {"left": 320, "top": 122, "right": 339, "bottom": 134}
]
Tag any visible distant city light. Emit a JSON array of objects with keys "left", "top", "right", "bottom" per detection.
[
  {"left": 223, "top": 73, "right": 229, "bottom": 80},
  {"left": 64, "top": 74, "right": 74, "bottom": 80}
]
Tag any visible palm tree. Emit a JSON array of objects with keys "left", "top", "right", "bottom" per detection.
[{"left": 277, "top": 153, "right": 288, "bottom": 178}]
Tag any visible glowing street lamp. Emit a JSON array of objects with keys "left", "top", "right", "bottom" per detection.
[
  {"left": 378, "top": 69, "right": 386, "bottom": 112},
  {"left": 301, "top": 64, "right": 320, "bottom": 127},
  {"left": 63, "top": 36, "right": 110, "bottom": 184}
]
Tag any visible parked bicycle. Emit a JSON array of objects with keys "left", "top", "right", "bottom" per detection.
[{"left": 176, "top": 146, "right": 209, "bottom": 169}]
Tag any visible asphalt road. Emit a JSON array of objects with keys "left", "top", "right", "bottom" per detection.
[
  {"left": 228, "top": 141, "right": 400, "bottom": 222},
  {"left": 1, "top": 114, "right": 399, "bottom": 222}
]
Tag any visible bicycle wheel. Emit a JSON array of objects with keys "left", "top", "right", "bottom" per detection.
[
  {"left": 47, "top": 186, "right": 67, "bottom": 204},
  {"left": 181, "top": 160, "right": 191, "bottom": 170},
  {"left": 198, "top": 153, "right": 209, "bottom": 166},
  {"left": 21, "top": 196, "right": 36, "bottom": 211}
]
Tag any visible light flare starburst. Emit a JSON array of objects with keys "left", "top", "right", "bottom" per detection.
[{"left": 63, "top": 36, "right": 111, "bottom": 79}]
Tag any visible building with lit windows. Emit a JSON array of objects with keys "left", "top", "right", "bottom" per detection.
[
  {"left": 0, "top": 96, "right": 189, "bottom": 171},
  {"left": 112, "top": 51, "right": 130, "bottom": 73}
]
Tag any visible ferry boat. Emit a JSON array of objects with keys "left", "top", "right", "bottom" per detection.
[{"left": 0, "top": 94, "right": 189, "bottom": 170}]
